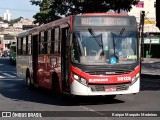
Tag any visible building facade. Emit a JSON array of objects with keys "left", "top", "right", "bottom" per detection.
[
  {"left": 13, "top": 18, "right": 35, "bottom": 29},
  {"left": 3, "top": 10, "right": 11, "bottom": 22},
  {"left": 0, "top": 18, "right": 36, "bottom": 53},
  {"left": 129, "top": 0, "right": 160, "bottom": 58},
  {"left": 0, "top": 21, "right": 9, "bottom": 28}
]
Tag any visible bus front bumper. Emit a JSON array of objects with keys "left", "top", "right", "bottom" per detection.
[{"left": 70, "top": 78, "right": 140, "bottom": 96}]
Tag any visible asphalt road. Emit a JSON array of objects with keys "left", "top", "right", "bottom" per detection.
[{"left": 0, "top": 57, "right": 160, "bottom": 120}]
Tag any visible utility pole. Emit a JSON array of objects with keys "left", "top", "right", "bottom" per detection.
[
  {"left": 140, "top": 11, "right": 145, "bottom": 59},
  {"left": 156, "top": 0, "right": 160, "bottom": 29},
  {"left": 139, "top": 10, "right": 145, "bottom": 75}
]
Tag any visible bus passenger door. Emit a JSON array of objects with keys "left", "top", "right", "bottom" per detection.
[
  {"left": 32, "top": 34, "right": 39, "bottom": 84},
  {"left": 61, "top": 27, "right": 70, "bottom": 92}
]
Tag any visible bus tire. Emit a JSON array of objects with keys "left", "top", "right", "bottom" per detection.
[
  {"left": 26, "top": 72, "right": 33, "bottom": 89},
  {"left": 52, "top": 74, "right": 61, "bottom": 98}
]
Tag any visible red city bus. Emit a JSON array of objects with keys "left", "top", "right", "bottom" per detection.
[{"left": 16, "top": 13, "right": 140, "bottom": 99}]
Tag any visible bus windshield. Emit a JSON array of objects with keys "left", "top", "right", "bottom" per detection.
[{"left": 71, "top": 29, "right": 138, "bottom": 65}]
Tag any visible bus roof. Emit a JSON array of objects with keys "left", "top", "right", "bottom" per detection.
[
  {"left": 80, "top": 12, "right": 128, "bottom": 16},
  {"left": 17, "top": 29, "right": 32, "bottom": 37},
  {"left": 31, "top": 16, "right": 71, "bottom": 35}
]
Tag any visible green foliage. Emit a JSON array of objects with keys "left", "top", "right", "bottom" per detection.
[
  {"left": 2, "top": 20, "right": 10, "bottom": 24},
  {"left": 30, "top": 0, "right": 139, "bottom": 24}
]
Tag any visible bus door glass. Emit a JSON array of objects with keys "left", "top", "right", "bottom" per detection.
[{"left": 61, "top": 27, "right": 70, "bottom": 89}]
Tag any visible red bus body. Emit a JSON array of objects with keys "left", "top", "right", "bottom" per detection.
[{"left": 17, "top": 13, "right": 140, "bottom": 96}]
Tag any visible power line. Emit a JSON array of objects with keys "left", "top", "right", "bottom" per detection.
[{"left": 0, "top": 7, "right": 39, "bottom": 13}]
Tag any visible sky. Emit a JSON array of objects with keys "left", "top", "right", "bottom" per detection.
[{"left": 0, "top": 0, "right": 39, "bottom": 19}]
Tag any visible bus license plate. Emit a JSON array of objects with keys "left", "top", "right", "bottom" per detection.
[{"left": 105, "top": 86, "right": 116, "bottom": 92}]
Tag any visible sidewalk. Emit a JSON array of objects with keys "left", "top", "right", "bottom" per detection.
[{"left": 141, "top": 58, "right": 160, "bottom": 78}]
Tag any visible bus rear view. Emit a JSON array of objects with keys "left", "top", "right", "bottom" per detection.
[{"left": 70, "top": 13, "right": 140, "bottom": 96}]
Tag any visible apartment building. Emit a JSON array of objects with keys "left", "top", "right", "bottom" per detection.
[{"left": 3, "top": 10, "right": 11, "bottom": 22}]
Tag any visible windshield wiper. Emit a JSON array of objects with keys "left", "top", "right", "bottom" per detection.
[
  {"left": 88, "top": 27, "right": 103, "bottom": 47},
  {"left": 119, "top": 27, "right": 125, "bottom": 36},
  {"left": 112, "top": 27, "right": 125, "bottom": 59}
]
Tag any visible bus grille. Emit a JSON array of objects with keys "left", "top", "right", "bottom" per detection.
[
  {"left": 72, "top": 62, "right": 138, "bottom": 75},
  {"left": 85, "top": 69, "right": 132, "bottom": 75},
  {"left": 82, "top": 65, "right": 135, "bottom": 75},
  {"left": 89, "top": 84, "right": 129, "bottom": 92}
]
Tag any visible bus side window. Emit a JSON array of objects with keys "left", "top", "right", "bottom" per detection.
[
  {"left": 23, "top": 36, "right": 26, "bottom": 55},
  {"left": 26, "top": 36, "right": 28, "bottom": 55},
  {"left": 39, "top": 32, "right": 45, "bottom": 54},
  {"left": 47, "top": 30, "right": 51, "bottom": 54},
  {"left": 44, "top": 31, "right": 48, "bottom": 54},
  {"left": 28, "top": 35, "right": 32, "bottom": 55},
  {"left": 50, "top": 29, "right": 55, "bottom": 54},
  {"left": 17, "top": 38, "right": 21, "bottom": 55},
  {"left": 20, "top": 37, "right": 23, "bottom": 55},
  {"left": 54, "top": 27, "right": 60, "bottom": 54}
]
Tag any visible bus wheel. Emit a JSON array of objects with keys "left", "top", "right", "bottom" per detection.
[
  {"left": 52, "top": 75, "right": 61, "bottom": 98},
  {"left": 26, "top": 74, "right": 33, "bottom": 89}
]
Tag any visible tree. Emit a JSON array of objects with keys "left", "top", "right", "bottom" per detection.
[{"left": 30, "top": 0, "right": 139, "bottom": 24}]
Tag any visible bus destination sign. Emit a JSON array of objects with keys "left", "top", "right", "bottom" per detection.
[{"left": 74, "top": 16, "right": 135, "bottom": 26}]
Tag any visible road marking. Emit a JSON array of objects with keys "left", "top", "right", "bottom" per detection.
[
  {"left": 2, "top": 73, "right": 16, "bottom": 78},
  {"left": 0, "top": 76, "right": 5, "bottom": 78},
  {"left": 12, "top": 72, "right": 18, "bottom": 76},
  {"left": 80, "top": 106, "right": 104, "bottom": 116},
  {"left": 0, "top": 78, "right": 23, "bottom": 80}
]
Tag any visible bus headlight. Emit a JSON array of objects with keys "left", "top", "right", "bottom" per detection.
[
  {"left": 131, "top": 73, "right": 139, "bottom": 85},
  {"left": 73, "top": 73, "right": 87, "bottom": 86},
  {"left": 80, "top": 77, "right": 87, "bottom": 86}
]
